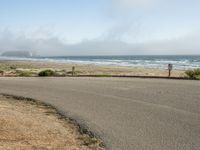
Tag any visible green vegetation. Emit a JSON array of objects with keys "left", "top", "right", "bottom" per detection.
[
  {"left": 185, "top": 69, "right": 200, "bottom": 80},
  {"left": 38, "top": 69, "right": 56, "bottom": 77},
  {"left": 0, "top": 70, "right": 4, "bottom": 75},
  {"left": 18, "top": 71, "right": 32, "bottom": 77},
  {"left": 10, "top": 66, "right": 17, "bottom": 70},
  {"left": 78, "top": 136, "right": 98, "bottom": 146}
]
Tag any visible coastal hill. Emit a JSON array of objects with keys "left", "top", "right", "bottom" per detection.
[{"left": 1, "top": 51, "right": 35, "bottom": 58}]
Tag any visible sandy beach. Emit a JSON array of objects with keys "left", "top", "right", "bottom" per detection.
[{"left": 0, "top": 60, "right": 186, "bottom": 77}]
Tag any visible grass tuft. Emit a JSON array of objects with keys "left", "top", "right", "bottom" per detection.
[
  {"left": 185, "top": 69, "right": 200, "bottom": 80},
  {"left": 18, "top": 71, "right": 32, "bottom": 77}
]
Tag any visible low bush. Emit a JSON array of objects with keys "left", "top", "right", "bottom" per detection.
[
  {"left": 0, "top": 70, "right": 4, "bottom": 75},
  {"left": 185, "top": 69, "right": 200, "bottom": 80},
  {"left": 38, "top": 70, "right": 56, "bottom": 77}
]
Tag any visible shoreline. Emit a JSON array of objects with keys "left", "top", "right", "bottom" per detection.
[
  {"left": 1, "top": 55, "right": 199, "bottom": 70},
  {"left": 0, "top": 59, "right": 190, "bottom": 71}
]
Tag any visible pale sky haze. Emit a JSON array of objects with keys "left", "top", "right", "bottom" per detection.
[{"left": 0, "top": 0, "right": 200, "bottom": 56}]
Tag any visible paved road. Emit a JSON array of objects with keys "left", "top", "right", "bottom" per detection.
[{"left": 0, "top": 77, "right": 200, "bottom": 150}]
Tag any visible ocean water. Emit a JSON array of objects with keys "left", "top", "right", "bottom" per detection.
[{"left": 0, "top": 55, "right": 200, "bottom": 70}]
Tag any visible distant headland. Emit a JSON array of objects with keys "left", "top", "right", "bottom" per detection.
[{"left": 1, "top": 51, "right": 36, "bottom": 58}]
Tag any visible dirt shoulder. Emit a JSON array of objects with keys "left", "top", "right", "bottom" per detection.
[{"left": 0, "top": 95, "right": 104, "bottom": 150}]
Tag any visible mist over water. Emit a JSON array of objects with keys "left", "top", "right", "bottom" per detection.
[{"left": 0, "top": 55, "right": 200, "bottom": 70}]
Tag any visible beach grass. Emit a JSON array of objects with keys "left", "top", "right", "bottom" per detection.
[
  {"left": 18, "top": 71, "right": 33, "bottom": 77},
  {"left": 185, "top": 69, "right": 200, "bottom": 80}
]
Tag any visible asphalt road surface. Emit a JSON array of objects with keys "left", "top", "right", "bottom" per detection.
[{"left": 0, "top": 77, "right": 200, "bottom": 150}]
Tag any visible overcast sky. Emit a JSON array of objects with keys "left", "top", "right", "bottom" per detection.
[{"left": 0, "top": 0, "right": 200, "bottom": 56}]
